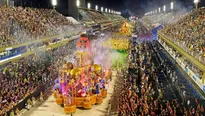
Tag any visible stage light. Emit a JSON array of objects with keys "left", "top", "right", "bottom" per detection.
[
  {"left": 163, "top": 5, "right": 166, "bottom": 13},
  {"left": 87, "top": 3, "right": 91, "bottom": 9},
  {"left": 52, "top": 0, "right": 57, "bottom": 6},
  {"left": 171, "top": 2, "right": 174, "bottom": 10},
  {"left": 76, "top": 0, "right": 80, "bottom": 7},
  {"left": 105, "top": 8, "right": 108, "bottom": 12},
  {"left": 194, "top": 0, "right": 199, "bottom": 9},
  {"left": 101, "top": 7, "right": 104, "bottom": 12},
  {"left": 95, "top": 5, "right": 98, "bottom": 10},
  {"left": 194, "top": 0, "right": 199, "bottom": 3}
]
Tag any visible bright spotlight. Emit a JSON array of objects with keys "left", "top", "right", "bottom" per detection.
[
  {"left": 194, "top": 0, "right": 199, "bottom": 3},
  {"left": 105, "top": 8, "right": 107, "bottom": 12},
  {"left": 171, "top": 2, "right": 174, "bottom": 10},
  {"left": 101, "top": 7, "right": 104, "bottom": 12},
  {"left": 95, "top": 5, "right": 98, "bottom": 10},
  {"left": 163, "top": 5, "right": 166, "bottom": 12},
  {"left": 87, "top": 3, "right": 91, "bottom": 9},
  {"left": 52, "top": 0, "right": 57, "bottom": 6},
  {"left": 76, "top": 0, "right": 80, "bottom": 7}
]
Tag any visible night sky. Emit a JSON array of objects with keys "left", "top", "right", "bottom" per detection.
[{"left": 14, "top": 0, "right": 205, "bottom": 17}]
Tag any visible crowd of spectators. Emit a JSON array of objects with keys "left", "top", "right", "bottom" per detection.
[
  {"left": 141, "top": 10, "right": 188, "bottom": 29},
  {"left": 79, "top": 9, "right": 94, "bottom": 22},
  {"left": 0, "top": 40, "right": 77, "bottom": 115},
  {"left": 87, "top": 11, "right": 108, "bottom": 22},
  {"left": 141, "top": 7, "right": 205, "bottom": 63},
  {"left": 78, "top": 9, "right": 124, "bottom": 26},
  {"left": 141, "top": 13, "right": 168, "bottom": 25},
  {"left": 159, "top": 39, "right": 203, "bottom": 80},
  {"left": 116, "top": 41, "right": 205, "bottom": 116},
  {"left": 160, "top": 7, "right": 205, "bottom": 62},
  {"left": 135, "top": 21, "right": 152, "bottom": 37},
  {"left": 0, "top": 6, "right": 76, "bottom": 47},
  {"left": 141, "top": 13, "right": 173, "bottom": 30},
  {"left": 103, "top": 13, "right": 118, "bottom": 21}
]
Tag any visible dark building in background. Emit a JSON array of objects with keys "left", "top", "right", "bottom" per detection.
[
  {"left": 12, "top": 0, "right": 86, "bottom": 18},
  {"left": 79, "top": 0, "right": 86, "bottom": 7},
  {"left": 0, "top": 0, "right": 14, "bottom": 6},
  {"left": 68, "top": 0, "right": 85, "bottom": 20}
]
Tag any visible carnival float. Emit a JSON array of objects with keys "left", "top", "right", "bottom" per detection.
[
  {"left": 53, "top": 33, "right": 111, "bottom": 114},
  {"left": 103, "top": 21, "right": 132, "bottom": 69},
  {"left": 115, "top": 21, "right": 133, "bottom": 37}
]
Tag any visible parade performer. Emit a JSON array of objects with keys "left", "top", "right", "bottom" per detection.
[
  {"left": 85, "top": 94, "right": 90, "bottom": 102},
  {"left": 40, "top": 91, "right": 44, "bottom": 102},
  {"left": 60, "top": 78, "right": 66, "bottom": 93},
  {"left": 100, "top": 79, "right": 106, "bottom": 89},
  {"left": 95, "top": 83, "right": 100, "bottom": 96},
  {"left": 67, "top": 88, "right": 72, "bottom": 105}
]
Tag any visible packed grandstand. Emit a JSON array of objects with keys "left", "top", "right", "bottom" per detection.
[
  {"left": 141, "top": 7, "right": 205, "bottom": 63},
  {"left": 0, "top": 5, "right": 125, "bottom": 115},
  {"left": 115, "top": 41, "right": 205, "bottom": 116},
  {"left": 141, "top": 7, "right": 205, "bottom": 88},
  {"left": 0, "top": 1, "right": 205, "bottom": 116}
]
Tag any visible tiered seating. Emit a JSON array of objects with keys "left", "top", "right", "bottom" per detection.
[
  {"left": 79, "top": 9, "right": 93, "bottom": 22},
  {"left": 141, "top": 13, "right": 173, "bottom": 29},
  {"left": 115, "top": 14, "right": 125, "bottom": 20},
  {"left": 141, "top": 10, "right": 188, "bottom": 29},
  {"left": 103, "top": 13, "right": 124, "bottom": 21},
  {"left": 116, "top": 42, "right": 205, "bottom": 116},
  {"left": 0, "top": 41, "right": 76, "bottom": 115},
  {"left": 103, "top": 13, "right": 116, "bottom": 21},
  {"left": 0, "top": 6, "right": 75, "bottom": 47},
  {"left": 160, "top": 7, "right": 205, "bottom": 61},
  {"left": 79, "top": 9, "right": 124, "bottom": 25},
  {"left": 87, "top": 10, "right": 108, "bottom": 22}
]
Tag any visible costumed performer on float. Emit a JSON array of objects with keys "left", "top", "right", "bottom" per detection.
[{"left": 95, "top": 82, "right": 100, "bottom": 96}]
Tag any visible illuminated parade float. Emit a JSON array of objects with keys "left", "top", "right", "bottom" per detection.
[
  {"left": 53, "top": 34, "right": 111, "bottom": 114},
  {"left": 104, "top": 21, "right": 132, "bottom": 69}
]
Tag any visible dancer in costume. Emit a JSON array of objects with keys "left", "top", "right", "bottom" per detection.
[{"left": 95, "top": 83, "right": 100, "bottom": 96}]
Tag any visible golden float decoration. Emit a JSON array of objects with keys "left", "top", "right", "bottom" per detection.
[
  {"left": 93, "top": 64, "right": 102, "bottom": 72},
  {"left": 64, "top": 105, "right": 76, "bottom": 114},
  {"left": 104, "top": 38, "right": 129, "bottom": 50},
  {"left": 70, "top": 68, "right": 81, "bottom": 77},
  {"left": 56, "top": 95, "right": 63, "bottom": 105},
  {"left": 101, "top": 90, "right": 107, "bottom": 98},
  {"left": 73, "top": 97, "right": 84, "bottom": 107},
  {"left": 83, "top": 101, "right": 92, "bottom": 109},
  {"left": 90, "top": 95, "right": 97, "bottom": 105},
  {"left": 96, "top": 96, "right": 103, "bottom": 104},
  {"left": 66, "top": 62, "right": 73, "bottom": 70},
  {"left": 53, "top": 91, "right": 57, "bottom": 98}
]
